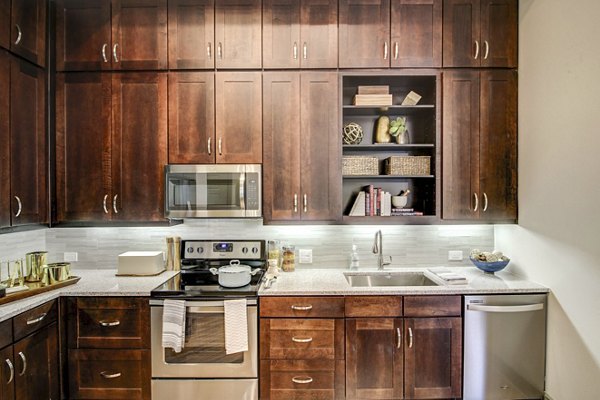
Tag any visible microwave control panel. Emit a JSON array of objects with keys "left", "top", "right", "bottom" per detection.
[{"left": 246, "top": 173, "right": 260, "bottom": 210}]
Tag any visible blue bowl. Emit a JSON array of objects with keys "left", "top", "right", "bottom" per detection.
[{"left": 470, "top": 257, "right": 510, "bottom": 274}]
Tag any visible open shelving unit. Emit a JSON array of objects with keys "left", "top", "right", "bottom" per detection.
[{"left": 340, "top": 71, "right": 441, "bottom": 223}]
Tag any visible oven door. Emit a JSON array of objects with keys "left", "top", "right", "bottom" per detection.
[{"left": 150, "top": 299, "right": 258, "bottom": 378}]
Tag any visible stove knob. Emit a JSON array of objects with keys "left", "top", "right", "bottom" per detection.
[
  {"left": 197, "top": 247, "right": 204, "bottom": 254},
  {"left": 242, "top": 247, "right": 248, "bottom": 254},
  {"left": 186, "top": 247, "right": 194, "bottom": 254},
  {"left": 252, "top": 247, "right": 259, "bottom": 254}
]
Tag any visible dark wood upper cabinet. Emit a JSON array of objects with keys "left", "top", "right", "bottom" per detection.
[
  {"left": 112, "top": 73, "right": 167, "bottom": 221},
  {"left": 443, "top": 0, "right": 516, "bottom": 67},
  {"left": 0, "top": 0, "right": 9, "bottom": 50},
  {"left": 0, "top": 346, "right": 14, "bottom": 400},
  {"left": 215, "top": 0, "right": 261, "bottom": 69},
  {"left": 339, "top": 0, "right": 390, "bottom": 68},
  {"left": 215, "top": 72, "right": 262, "bottom": 163},
  {"left": 168, "top": 0, "right": 215, "bottom": 69},
  {"left": 391, "top": 0, "right": 442, "bottom": 67},
  {"left": 56, "top": 0, "right": 112, "bottom": 71},
  {"left": 168, "top": 72, "right": 216, "bottom": 163},
  {"left": 10, "top": 57, "right": 46, "bottom": 226},
  {"left": 404, "top": 318, "right": 462, "bottom": 399},
  {"left": 10, "top": 0, "right": 46, "bottom": 67},
  {"left": 0, "top": 51, "right": 9, "bottom": 229},
  {"left": 56, "top": 73, "right": 112, "bottom": 222},
  {"left": 346, "top": 318, "right": 403, "bottom": 399},
  {"left": 300, "top": 0, "right": 337, "bottom": 68}
]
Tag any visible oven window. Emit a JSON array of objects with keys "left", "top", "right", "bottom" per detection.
[
  {"left": 164, "top": 312, "right": 244, "bottom": 364},
  {"left": 167, "top": 173, "right": 242, "bottom": 211}
]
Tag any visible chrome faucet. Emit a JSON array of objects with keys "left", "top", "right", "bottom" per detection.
[{"left": 372, "top": 230, "right": 392, "bottom": 270}]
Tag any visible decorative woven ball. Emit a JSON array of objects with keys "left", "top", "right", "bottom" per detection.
[{"left": 343, "top": 122, "right": 364, "bottom": 145}]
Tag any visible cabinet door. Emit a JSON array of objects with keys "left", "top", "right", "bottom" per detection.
[
  {"left": 0, "top": 0, "right": 9, "bottom": 49},
  {"left": 56, "top": 0, "right": 112, "bottom": 71},
  {"left": 56, "top": 73, "right": 112, "bottom": 222},
  {"left": 300, "top": 0, "right": 338, "bottom": 68},
  {"left": 10, "top": 0, "right": 46, "bottom": 67},
  {"left": 300, "top": 72, "right": 340, "bottom": 221},
  {"left": 0, "top": 346, "right": 14, "bottom": 400},
  {"left": 346, "top": 318, "right": 403, "bottom": 399},
  {"left": 442, "top": 70, "right": 480, "bottom": 220},
  {"left": 262, "top": 72, "right": 301, "bottom": 221},
  {"left": 215, "top": 0, "right": 261, "bottom": 69},
  {"left": 442, "top": 0, "right": 480, "bottom": 67},
  {"left": 168, "top": 0, "right": 215, "bottom": 69},
  {"left": 0, "top": 51, "right": 9, "bottom": 229},
  {"left": 339, "top": 0, "right": 390, "bottom": 68},
  {"left": 479, "top": 70, "right": 517, "bottom": 220},
  {"left": 112, "top": 73, "right": 167, "bottom": 221},
  {"left": 10, "top": 57, "right": 46, "bottom": 226},
  {"left": 112, "top": 0, "right": 168, "bottom": 70},
  {"left": 263, "top": 0, "right": 300, "bottom": 69},
  {"left": 404, "top": 318, "right": 462, "bottom": 399},
  {"left": 14, "top": 323, "right": 59, "bottom": 400},
  {"left": 391, "top": 0, "right": 442, "bottom": 67},
  {"left": 215, "top": 72, "right": 262, "bottom": 164},
  {"left": 480, "top": 0, "right": 517, "bottom": 67},
  {"left": 168, "top": 72, "right": 215, "bottom": 163}
]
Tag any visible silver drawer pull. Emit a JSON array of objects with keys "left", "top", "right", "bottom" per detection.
[
  {"left": 5, "top": 359, "right": 14, "bottom": 384},
  {"left": 292, "top": 376, "right": 313, "bottom": 384},
  {"left": 103, "top": 194, "right": 109, "bottom": 214},
  {"left": 290, "top": 305, "right": 312, "bottom": 311},
  {"left": 102, "top": 43, "right": 108, "bottom": 63},
  {"left": 113, "top": 194, "right": 119, "bottom": 214},
  {"left": 396, "top": 327, "right": 402, "bottom": 349},
  {"left": 292, "top": 336, "right": 313, "bottom": 343},
  {"left": 113, "top": 43, "right": 119, "bottom": 62},
  {"left": 14, "top": 196, "right": 22, "bottom": 217},
  {"left": 26, "top": 313, "right": 47, "bottom": 325},
  {"left": 14, "top": 24, "right": 22, "bottom": 45},
  {"left": 99, "top": 320, "right": 120, "bottom": 327},
  {"left": 100, "top": 371, "right": 121, "bottom": 379},
  {"left": 408, "top": 327, "right": 413, "bottom": 348},
  {"left": 17, "top": 352, "right": 26, "bottom": 376}
]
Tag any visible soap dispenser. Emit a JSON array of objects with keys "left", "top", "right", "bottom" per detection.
[{"left": 349, "top": 244, "right": 360, "bottom": 270}]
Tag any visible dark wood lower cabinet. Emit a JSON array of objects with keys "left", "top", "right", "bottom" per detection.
[
  {"left": 0, "top": 346, "right": 14, "bottom": 400},
  {"left": 0, "top": 50, "right": 9, "bottom": 229}
]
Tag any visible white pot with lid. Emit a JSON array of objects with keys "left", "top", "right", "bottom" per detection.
[{"left": 209, "top": 260, "right": 262, "bottom": 288}]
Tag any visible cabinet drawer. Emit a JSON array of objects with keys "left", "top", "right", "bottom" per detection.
[
  {"left": 0, "top": 319, "right": 12, "bottom": 348},
  {"left": 345, "top": 296, "right": 403, "bottom": 317},
  {"left": 67, "top": 297, "right": 150, "bottom": 349},
  {"left": 404, "top": 296, "right": 462, "bottom": 317},
  {"left": 13, "top": 299, "right": 57, "bottom": 341},
  {"left": 260, "top": 359, "right": 345, "bottom": 400},
  {"left": 260, "top": 297, "right": 345, "bottom": 318},
  {"left": 260, "top": 319, "right": 344, "bottom": 360},
  {"left": 68, "top": 349, "right": 150, "bottom": 400}
]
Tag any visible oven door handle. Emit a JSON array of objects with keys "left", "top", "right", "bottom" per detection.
[{"left": 149, "top": 299, "right": 257, "bottom": 307}]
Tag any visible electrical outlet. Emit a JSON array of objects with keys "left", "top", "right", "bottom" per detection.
[
  {"left": 448, "top": 250, "right": 463, "bottom": 261},
  {"left": 64, "top": 252, "right": 78, "bottom": 262},
  {"left": 298, "top": 249, "right": 313, "bottom": 264}
]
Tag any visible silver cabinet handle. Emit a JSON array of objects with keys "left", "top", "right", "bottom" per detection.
[
  {"left": 394, "top": 42, "right": 399, "bottom": 60},
  {"left": 384, "top": 41, "right": 388, "bottom": 60},
  {"left": 484, "top": 40, "right": 490, "bottom": 59},
  {"left": 467, "top": 303, "right": 544, "bottom": 313},
  {"left": 303, "top": 194, "right": 307, "bottom": 213},
  {"left": 207, "top": 42, "right": 212, "bottom": 59},
  {"left": 207, "top": 137, "right": 212, "bottom": 155},
  {"left": 100, "top": 371, "right": 122, "bottom": 379},
  {"left": 113, "top": 43, "right": 119, "bottom": 62},
  {"left": 4, "top": 359, "right": 14, "bottom": 384},
  {"left": 102, "top": 43, "right": 108, "bottom": 62},
  {"left": 291, "top": 304, "right": 312, "bottom": 311},
  {"left": 303, "top": 42, "right": 307, "bottom": 59},
  {"left": 293, "top": 194, "right": 298, "bottom": 213},
  {"left": 293, "top": 42, "right": 298, "bottom": 60},
  {"left": 408, "top": 327, "right": 413, "bottom": 348},
  {"left": 292, "top": 336, "right": 313, "bottom": 343},
  {"left": 26, "top": 313, "right": 47, "bottom": 325},
  {"left": 396, "top": 327, "right": 402, "bottom": 349},
  {"left": 113, "top": 194, "right": 119, "bottom": 214},
  {"left": 14, "top": 24, "right": 22, "bottom": 45},
  {"left": 292, "top": 376, "right": 313, "bottom": 384},
  {"left": 473, "top": 192, "right": 479, "bottom": 212},
  {"left": 483, "top": 192, "right": 489, "bottom": 212},
  {"left": 14, "top": 196, "right": 22, "bottom": 217},
  {"left": 103, "top": 194, "right": 109, "bottom": 214},
  {"left": 17, "top": 352, "right": 26, "bottom": 376},
  {"left": 99, "top": 320, "right": 120, "bottom": 327},
  {"left": 218, "top": 137, "right": 222, "bottom": 155},
  {"left": 217, "top": 42, "right": 223, "bottom": 59},
  {"left": 474, "top": 40, "right": 480, "bottom": 59}
]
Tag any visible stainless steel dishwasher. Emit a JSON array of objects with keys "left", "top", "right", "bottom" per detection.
[{"left": 463, "top": 294, "right": 547, "bottom": 400}]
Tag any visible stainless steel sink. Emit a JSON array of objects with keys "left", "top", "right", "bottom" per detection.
[{"left": 344, "top": 272, "right": 439, "bottom": 287}]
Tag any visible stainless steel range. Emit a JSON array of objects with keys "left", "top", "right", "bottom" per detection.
[{"left": 150, "top": 240, "right": 266, "bottom": 400}]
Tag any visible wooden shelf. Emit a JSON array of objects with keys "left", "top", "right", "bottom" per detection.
[
  {"left": 343, "top": 105, "right": 435, "bottom": 116},
  {"left": 343, "top": 175, "right": 435, "bottom": 179},
  {"left": 343, "top": 144, "right": 434, "bottom": 150},
  {"left": 342, "top": 215, "right": 438, "bottom": 225}
]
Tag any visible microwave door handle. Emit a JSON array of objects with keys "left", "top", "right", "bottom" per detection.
[{"left": 239, "top": 173, "right": 246, "bottom": 212}]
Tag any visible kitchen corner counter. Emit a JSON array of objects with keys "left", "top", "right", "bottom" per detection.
[
  {"left": 0, "top": 269, "right": 178, "bottom": 322},
  {"left": 258, "top": 267, "right": 549, "bottom": 296}
]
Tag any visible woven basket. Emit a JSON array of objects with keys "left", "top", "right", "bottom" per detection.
[
  {"left": 343, "top": 156, "right": 379, "bottom": 176},
  {"left": 384, "top": 156, "right": 430, "bottom": 176}
]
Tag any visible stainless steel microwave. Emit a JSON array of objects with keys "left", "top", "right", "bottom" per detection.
[{"left": 165, "top": 165, "right": 261, "bottom": 218}]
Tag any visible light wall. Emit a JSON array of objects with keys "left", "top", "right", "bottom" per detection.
[{"left": 496, "top": 0, "right": 600, "bottom": 398}]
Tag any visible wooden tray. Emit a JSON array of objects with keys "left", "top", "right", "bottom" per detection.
[{"left": 0, "top": 276, "right": 81, "bottom": 306}]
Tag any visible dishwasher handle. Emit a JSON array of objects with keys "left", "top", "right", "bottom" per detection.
[{"left": 467, "top": 303, "right": 544, "bottom": 313}]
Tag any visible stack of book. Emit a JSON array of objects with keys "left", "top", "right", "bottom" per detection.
[
  {"left": 353, "top": 85, "right": 393, "bottom": 106},
  {"left": 348, "top": 185, "right": 424, "bottom": 217}
]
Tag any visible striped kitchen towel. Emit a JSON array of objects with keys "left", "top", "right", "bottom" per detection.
[
  {"left": 224, "top": 299, "right": 248, "bottom": 355},
  {"left": 162, "top": 299, "right": 186, "bottom": 353}
]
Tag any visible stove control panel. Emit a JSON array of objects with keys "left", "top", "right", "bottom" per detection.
[{"left": 182, "top": 240, "right": 264, "bottom": 260}]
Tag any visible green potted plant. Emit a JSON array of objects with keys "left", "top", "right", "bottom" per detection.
[{"left": 388, "top": 117, "right": 409, "bottom": 144}]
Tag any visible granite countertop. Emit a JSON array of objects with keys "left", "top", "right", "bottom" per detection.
[
  {"left": 258, "top": 266, "right": 550, "bottom": 296},
  {"left": 0, "top": 269, "right": 178, "bottom": 322}
]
